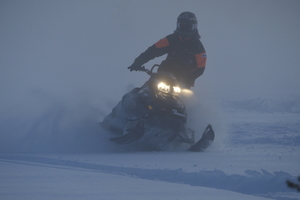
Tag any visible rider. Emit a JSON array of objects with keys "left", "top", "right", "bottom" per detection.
[{"left": 128, "top": 11, "right": 206, "bottom": 89}]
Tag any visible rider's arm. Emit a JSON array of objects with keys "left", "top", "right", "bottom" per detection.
[
  {"left": 132, "top": 37, "right": 171, "bottom": 66},
  {"left": 186, "top": 39, "right": 207, "bottom": 87}
]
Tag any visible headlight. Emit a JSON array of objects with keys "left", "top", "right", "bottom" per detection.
[
  {"left": 157, "top": 82, "right": 181, "bottom": 94},
  {"left": 173, "top": 86, "right": 181, "bottom": 94},
  {"left": 157, "top": 82, "right": 170, "bottom": 93}
]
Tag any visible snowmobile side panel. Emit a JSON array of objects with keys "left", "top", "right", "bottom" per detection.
[{"left": 110, "top": 121, "right": 145, "bottom": 144}]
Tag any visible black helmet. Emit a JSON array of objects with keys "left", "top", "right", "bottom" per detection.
[{"left": 175, "top": 12, "right": 198, "bottom": 38}]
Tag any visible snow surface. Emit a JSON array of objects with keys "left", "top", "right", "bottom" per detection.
[
  {"left": 0, "top": 159, "right": 275, "bottom": 200},
  {"left": 1, "top": 1, "right": 300, "bottom": 200},
  {"left": 1, "top": 100, "right": 300, "bottom": 200}
]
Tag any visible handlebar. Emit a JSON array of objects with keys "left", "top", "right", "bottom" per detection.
[{"left": 140, "top": 64, "right": 160, "bottom": 75}]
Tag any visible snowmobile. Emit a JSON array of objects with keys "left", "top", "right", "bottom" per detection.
[{"left": 100, "top": 64, "right": 214, "bottom": 151}]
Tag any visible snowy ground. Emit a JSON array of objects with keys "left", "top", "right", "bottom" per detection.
[{"left": 0, "top": 98, "right": 300, "bottom": 200}]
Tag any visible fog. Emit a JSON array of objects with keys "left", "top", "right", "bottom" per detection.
[{"left": 1, "top": 0, "right": 299, "bottom": 153}]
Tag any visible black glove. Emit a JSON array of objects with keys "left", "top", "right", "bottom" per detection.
[{"left": 128, "top": 62, "right": 143, "bottom": 72}]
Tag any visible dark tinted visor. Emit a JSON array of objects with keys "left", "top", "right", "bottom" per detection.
[{"left": 177, "top": 21, "right": 196, "bottom": 31}]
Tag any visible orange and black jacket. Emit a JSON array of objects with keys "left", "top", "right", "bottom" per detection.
[{"left": 133, "top": 32, "right": 206, "bottom": 88}]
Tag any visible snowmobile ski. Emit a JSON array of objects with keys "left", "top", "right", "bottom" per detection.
[
  {"left": 188, "top": 124, "right": 215, "bottom": 152},
  {"left": 110, "top": 120, "right": 144, "bottom": 144}
]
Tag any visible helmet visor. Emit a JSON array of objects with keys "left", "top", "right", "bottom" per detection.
[{"left": 177, "top": 21, "right": 197, "bottom": 31}]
